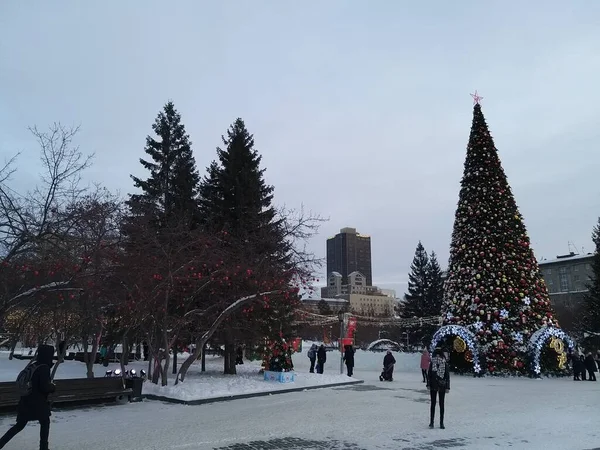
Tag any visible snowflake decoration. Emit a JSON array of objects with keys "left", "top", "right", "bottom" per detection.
[
  {"left": 500, "top": 309, "right": 509, "bottom": 319},
  {"left": 512, "top": 332, "right": 523, "bottom": 344},
  {"left": 523, "top": 297, "right": 531, "bottom": 306},
  {"left": 492, "top": 322, "right": 502, "bottom": 332},
  {"left": 446, "top": 311, "right": 454, "bottom": 320},
  {"left": 470, "top": 320, "right": 483, "bottom": 331}
]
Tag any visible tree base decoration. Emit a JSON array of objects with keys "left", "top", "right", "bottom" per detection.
[
  {"left": 527, "top": 326, "right": 575, "bottom": 377},
  {"left": 430, "top": 325, "right": 482, "bottom": 374}
]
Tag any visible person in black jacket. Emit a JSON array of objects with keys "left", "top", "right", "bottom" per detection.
[
  {"left": 316, "top": 345, "right": 327, "bottom": 374},
  {"left": 572, "top": 353, "right": 584, "bottom": 380},
  {"left": 0, "top": 344, "right": 56, "bottom": 450},
  {"left": 380, "top": 351, "right": 396, "bottom": 381},
  {"left": 585, "top": 352, "right": 597, "bottom": 381},
  {"left": 427, "top": 348, "right": 450, "bottom": 430},
  {"left": 343, "top": 345, "right": 355, "bottom": 377}
]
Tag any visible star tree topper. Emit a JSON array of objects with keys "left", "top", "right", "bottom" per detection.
[{"left": 470, "top": 90, "right": 483, "bottom": 105}]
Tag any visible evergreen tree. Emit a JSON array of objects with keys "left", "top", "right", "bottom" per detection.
[
  {"left": 426, "top": 251, "right": 444, "bottom": 316},
  {"left": 128, "top": 101, "right": 200, "bottom": 226},
  {"left": 580, "top": 218, "right": 600, "bottom": 340},
  {"left": 197, "top": 118, "right": 291, "bottom": 374},
  {"left": 401, "top": 242, "right": 430, "bottom": 344},
  {"left": 402, "top": 241, "right": 430, "bottom": 319},
  {"left": 198, "top": 118, "right": 277, "bottom": 238},
  {"left": 318, "top": 299, "right": 333, "bottom": 316},
  {"left": 442, "top": 102, "right": 556, "bottom": 374}
]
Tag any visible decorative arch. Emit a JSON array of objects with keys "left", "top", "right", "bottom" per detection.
[
  {"left": 430, "top": 325, "right": 482, "bottom": 373},
  {"left": 527, "top": 326, "right": 575, "bottom": 375},
  {"left": 366, "top": 339, "right": 401, "bottom": 352}
]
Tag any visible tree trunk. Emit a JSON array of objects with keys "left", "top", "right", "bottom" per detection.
[
  {"left": 172, "top": 346, "right": 178, "bottom": 374},
  {"left": 119, "top": 334, "right": 128, "bottom": 387},
  {"left": 223, "top": 332, "right": 236, "bottom": 375},
  {"left": 175, "top": 290, "right": 282, "bottom": 384},
  {"left": 51, "top": 338, "right": 68, "bottom": 380},
  {"left": 201, "top": 342, "right": 206, "bottom": 372}
]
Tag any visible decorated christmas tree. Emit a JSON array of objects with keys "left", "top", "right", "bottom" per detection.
[
  {"left": 262, "top": 336, "right": 294, "bottom": 372},
  {"left": 442, "top": 94, "right": 559, "bottom": 375}
]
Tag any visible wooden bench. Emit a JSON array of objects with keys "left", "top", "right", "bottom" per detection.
[{"left": 0, "top": 377, "right": 134, "bottom": 411}]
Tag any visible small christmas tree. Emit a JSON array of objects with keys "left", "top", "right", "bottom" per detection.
[
  {"left": 263, "top": 336, "right": 294, "bottom": 372},
  {"left": 442, "top": 95, "right": 558, "bottom": 375}
]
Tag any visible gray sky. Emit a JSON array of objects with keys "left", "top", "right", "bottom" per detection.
[{"left": 1, "top": 1, "right": 599, "bottom": 295}]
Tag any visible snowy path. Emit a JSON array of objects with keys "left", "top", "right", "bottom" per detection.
[{"left": 1, "top": 370, "right": 599, "bottom": 449}]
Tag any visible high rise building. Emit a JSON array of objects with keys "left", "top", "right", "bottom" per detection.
[{"left": 326, "top": 227, "right": 372, "bottom": 286}]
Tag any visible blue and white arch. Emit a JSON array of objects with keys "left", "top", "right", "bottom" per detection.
[
  {"left": 527, "top": 326, "right": 575, "bottom": 375},
  {"left": 430, "top": 325, "right": 482, "bottom": 374}
]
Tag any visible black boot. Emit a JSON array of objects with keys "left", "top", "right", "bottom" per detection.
[{"left": 440, "top": 411, "right": 445, "bottom": 429}]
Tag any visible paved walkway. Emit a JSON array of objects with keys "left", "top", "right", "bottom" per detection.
[{"left": 1, "top": 370, "right": 599, "bottom": 449}]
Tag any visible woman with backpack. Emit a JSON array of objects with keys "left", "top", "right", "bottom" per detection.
[
  {"left": 427, "top": 347, "right": 450, "bottom": 430},
  {"left": 307, "top": 343, "right": 317, "bottom": 373},
  {"left": 0, "top": 344, "right": 56, "bottom": 450}
]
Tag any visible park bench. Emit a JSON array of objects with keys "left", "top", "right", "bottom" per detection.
[{"left": 0, "top": 377, "right": 135, "bottom": 412}]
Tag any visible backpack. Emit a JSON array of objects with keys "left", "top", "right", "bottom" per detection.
[
  {"left": 307, "top": 349, "right": 315, "bottom": 359},
  {"left": 16, "top": 362, "right": 40, "bottom": 396}
]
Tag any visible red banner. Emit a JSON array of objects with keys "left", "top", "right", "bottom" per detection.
[
  {"left": 340, "top": 337, "right": 354, "bottom": 351},
  {"left": 346, "top": 317, "right": 357, "bottom": 338}
]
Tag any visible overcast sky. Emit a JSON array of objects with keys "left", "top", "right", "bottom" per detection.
[{"left": 1, "top": 1, "right": 599, "bottom": 295}]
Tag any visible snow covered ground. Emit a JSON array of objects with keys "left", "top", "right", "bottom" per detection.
[
  {"left": 3, "top": 344, "right": 598, "bottom": 449},
  {"left": 1, "top": 368, "right": 599, "bottom": 449},
  {"left": 0, "top": 343, "right": 417, "bottom": 402}
]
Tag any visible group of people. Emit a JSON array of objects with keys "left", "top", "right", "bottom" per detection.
[
  {"left": 307, "top": 343, "right": 358, "bottom": 377},
  {"left": 307, "top": 343, "right": 328, "bottom": 374},
  {"left": 572, "top": 352, "right": 599, "bottom": 381}
]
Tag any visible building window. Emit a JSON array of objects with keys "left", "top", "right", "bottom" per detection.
[
  {"left": 560, "top": 274, "right": 569, "bottom": 292},
  {"left": 574, "top": 265, "right": 579, "bottom": 272},
  {"left": 559, "top": 267, "right": 567, "bottom": 274},
  {"left": 546, "top": 268, "right": 552, "bottom": 275}
]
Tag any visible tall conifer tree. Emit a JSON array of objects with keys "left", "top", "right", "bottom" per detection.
[
  {"left": 580, "top": 218, "right": 600, "bottom": 341},
  {"left": 128, "top": 101, "right": 200, "bottom": 226},
  {"left": 443, "top": 99, "right": 556, "bottom": 374}
]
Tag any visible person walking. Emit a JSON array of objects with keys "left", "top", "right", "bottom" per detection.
[
  {"left": 420, "top": 348, "right": 431, "bottom": 384},
  {"left": 0, "top": 344, "right": 56, "bottom": 450},
  {"left": 427, "top": 348, "right": 450, "bottom": 430},
  {"left": 585, "top": 352, "right": 597, "bottom": 381},
  {"left": 307, "top": 343, "right": 318, "bottom": 373},
  {"left": 317, "top": 344, "right": 327, "bottom": 374},
  {"left": 343, "top": 345, "right": 355, "bottom": 377}
]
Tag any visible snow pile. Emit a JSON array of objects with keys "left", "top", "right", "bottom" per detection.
[{"left": 144, "top": 363, "right": 356, "bottom": 402}]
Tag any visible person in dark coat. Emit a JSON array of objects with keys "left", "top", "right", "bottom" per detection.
[
  {"left": 316, "top": 345, "right": 327, "bottom": 374},
  {"left": 0, "top": 344, "right": 56, "bottom": 450},
  {"left": 343, "top": 345, "right": 355, "bottom": 377},
  {"left": 380, "top": 350, "right": 396, "bottom": 381},
  {"left": 585, "top": 352, "right": 597, "bottom": 381},
  {"left": 428, "top": 348, "right": 450, "bottom": 429},
  {"left": 573, "top": 353, "right": 584, "bottom": 381},
  {"left": 235, "top": 346, "right": 244, "bottom": 365}
]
